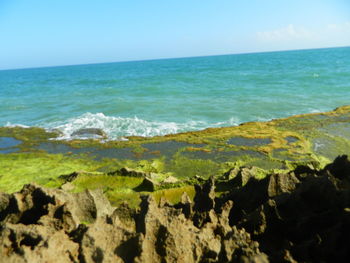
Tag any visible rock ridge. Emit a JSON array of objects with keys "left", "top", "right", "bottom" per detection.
[{"left": 1, "top": 155, "right": 350, "bottom": 262}]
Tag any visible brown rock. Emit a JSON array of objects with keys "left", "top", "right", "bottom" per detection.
[
  {"left": 5, "top": 155, "right": 350, "bottom": 262},
  {"left": 267, "top": 172, "right": 300, "bottom": 197}
]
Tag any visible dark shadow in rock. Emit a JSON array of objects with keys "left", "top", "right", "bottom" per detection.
[
  {"left": 115, "top": 236, "right": 141, "bottom": 263},
  {"left": 133, "top": 178, "right": 157, "bottom": 192},
  {"left": 19, "top": 188, "right": 55, "bottom": 225},
  {"left": 92, "top": 247, "right": 104, "bottom": 263},
  {"left": 19, "top": 234, "right": 42, "bottom": 249}
]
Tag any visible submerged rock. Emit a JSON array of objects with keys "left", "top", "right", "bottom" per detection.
[{"left": 71, "top": 128, "right": 107, "bottom": 139}]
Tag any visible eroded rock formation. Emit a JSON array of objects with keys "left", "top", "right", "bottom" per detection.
[{"left": 1, "top": 155, "right": 350, "bottom": 262}]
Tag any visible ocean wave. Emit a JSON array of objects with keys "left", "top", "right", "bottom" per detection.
[
  {"left": 5, "top": 122, "right": 31, "bottom": 128},
  {"left": 43, "top": 113, "right": 239, "bottom": 140}
]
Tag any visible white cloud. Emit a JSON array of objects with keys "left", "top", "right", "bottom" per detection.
[
  {"left": 256, "top": 24, "right": 313, "bottom": 42},
  {"left": 326, "top": 22, "right": 350, "bottom": 34},
  {"left": 255, "top": 22, "right": 350, "bottom": 50}
]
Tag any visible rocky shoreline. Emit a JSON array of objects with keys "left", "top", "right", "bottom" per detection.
[
  {"left": 1, "top": 155, "right": 350, "bottom": 262},
  {"left": 1, "top": 106, "right": 350, "bottom": 262},
  {"left": 1, "top": 105, "right": 350, "bottom": 208}
]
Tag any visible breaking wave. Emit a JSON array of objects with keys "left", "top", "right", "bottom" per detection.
[{"left": 42, "top": 112, "right": 240, "bottom": 140}]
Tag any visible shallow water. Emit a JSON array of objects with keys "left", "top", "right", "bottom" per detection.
[
  {"left": 0, "top": 137, "right": 21, "bottom": 148},
  {"left": 227, "top": 137, "right": 272, "bottom": 147},
  {"left": 0, "top": 137, "right": 21, "bottom": 153}
]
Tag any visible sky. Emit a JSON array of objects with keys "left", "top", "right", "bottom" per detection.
[{"left": 0, "top": 0, "right": 349, "bottom": 70}]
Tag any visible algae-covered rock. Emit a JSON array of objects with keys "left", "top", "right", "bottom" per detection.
[
  {"left": 162, "top": 175, "right": 179, "bottom": 184},
  {"left": 118, "top": 167, "right": 148, "bottom": 177},
  {"left": 2, "top": 105, "right": 350, "bottom": 194}
]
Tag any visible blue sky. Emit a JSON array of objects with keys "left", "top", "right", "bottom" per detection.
[{"left": 0, "top": 0, "right": 349, "bottom": 69}]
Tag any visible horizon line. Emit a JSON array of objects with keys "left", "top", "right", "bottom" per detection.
[{"left": 1, "top": 45, "right": 349, "bottom": 72}]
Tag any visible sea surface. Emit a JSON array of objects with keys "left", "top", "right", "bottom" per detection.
[{"left": 0, "top": 47, "right": 350, "bottom": 140}]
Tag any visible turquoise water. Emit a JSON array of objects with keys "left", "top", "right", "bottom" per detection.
[{"left": 0, "top": 47, "right": 349, "bottom": 140}]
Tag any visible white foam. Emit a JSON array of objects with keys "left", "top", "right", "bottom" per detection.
[
  {"left": 45, "top": 112, "right": 240, "bottom": 140},
  {"left": 310, "top": 109, "right": 322, "bottom": 113},
  {"left": 5, "top": 122, "right": 30, "bottom": 128}
]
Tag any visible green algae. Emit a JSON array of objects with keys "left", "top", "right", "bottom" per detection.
[
  {"left": 62, "top": 171, "right": 194, "bottom": 208},
  {"left": 165, "top": 155, "right": 222, "bottom": 179},
  {"left": 70, "top": 174, "right": 144, "bottom": 207},
  {"left": 153, "top": 185, "right": 195, "bottom": 204},
  {"left": 1, "top": 106, "right": 350, "bottom": 207},
  {"left": 0, "top": 153, "right": 100, "bottom": 193}
]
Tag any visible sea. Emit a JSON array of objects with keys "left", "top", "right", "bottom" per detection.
[{"left": 0, "top": 47, "right": 349, "bottom": 140}]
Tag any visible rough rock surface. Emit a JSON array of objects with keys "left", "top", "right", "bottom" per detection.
[{"left": 2, "top": 155, "right": 350, "bottom": 262}]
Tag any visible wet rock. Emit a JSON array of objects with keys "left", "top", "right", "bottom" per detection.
[{"left": 71, "top": 128, "right": 107, "bottom": 138}]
